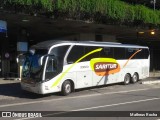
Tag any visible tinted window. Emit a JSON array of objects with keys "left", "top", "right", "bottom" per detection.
[
  {"left": 100, "top": 47, "right": 114, "bottom": 58},
  {"left": 84, "top": 46, "right": 100, "bottom": 61},
  {"left": 45, "top": 56, "right": 59, "bottom": 80},
  {"left": 50, "top": 45, "right": 69, "bottom": 75},
  {"left": 114, "top": 47, "right": 126, "bottom": 59},
  {"left": 134, "top": 48, "right": 143, "bottom": 59},
  {"left": 67, "top": 46, "right": 102, "bottom": 63},
  {"left": 67, "top": 46, "right": 85, "bottom": 63},
  {"left": 126, "top": 48, "right": 149, "bottom": 59},
  {"left": 67, "top": 46, "right": 148, "bottom": 62},
  {"left": 126, "top": 48, "right": 139, "bottom": 59},
  {"left": 50, "top": 46, "right": 69, "bottom": 57}
]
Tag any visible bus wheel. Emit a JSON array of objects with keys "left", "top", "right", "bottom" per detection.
[
  {"left": 131, "top": 73, "right": 139, "bottom": 83},
  {"left": 124, "top": 73, "right": 131, "bottom": 85},
  {"left": 61, "top": 81, "right": 72, "bottom": 96}
]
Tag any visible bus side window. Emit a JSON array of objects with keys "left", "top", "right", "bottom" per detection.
[
  {"left": 100, "top": 47, "right": 114, "bottom": 58},
  {"left": 67, "top": 46, "right": 85, "bottom": 64},
  {"left": 126, "top": 48, "right": 137, "bottom": 59},
  {"left": 114, "top": 47, "right": 126, "bottom": 60},
  {"left": 134, "top": 48, "right": 143, "bottom": 59},
  {"left": 84, "top": 46, "right": 100, "bottom": 61},
  {"left": 126, "top": 48, "right": 144, "bottom": 59},
  {"left": 46, "top": 57, "right": 57, "bottom": 72},
  {"left": 50, "top": 45, "right": 70, "bottom": 71}
]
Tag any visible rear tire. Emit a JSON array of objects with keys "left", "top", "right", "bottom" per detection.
[
  {"left": 61, "top": 81, "right": 72, "bottom": 96},
  {"left": 124, "top": 73, "right": 131, "bottom": 85},
  {"left": 131, "top": 73, "right": 139, "bottom": 83}
]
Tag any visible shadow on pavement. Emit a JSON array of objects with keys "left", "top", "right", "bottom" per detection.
[
  {"left": 0, "top": 82, "right": 121, "bottom": 99},
  {"left": 0, "top": 77, "right": 157, "bottom": 100},
  {"left": 0, "top": 82, "right": 57, "bottom": 99}
]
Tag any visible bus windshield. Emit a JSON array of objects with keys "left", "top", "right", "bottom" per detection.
[{"left": 22, "top": 49, "right": 48, "bottom": 80}]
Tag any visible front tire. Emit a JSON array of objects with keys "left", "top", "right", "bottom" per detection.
[
  {"left": 61, "top": 81, "right": 72, "bottom": 96},
  {"left": 124, "top": 73, "right": 131, "bottom": 85}
]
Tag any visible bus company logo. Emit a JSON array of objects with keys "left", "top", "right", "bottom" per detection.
[
  {"left": 94, "top": 62, "right": 118, "bottom": 72},
  {"left": 90, "top": 58, "right": 120, "bottom": 76}
]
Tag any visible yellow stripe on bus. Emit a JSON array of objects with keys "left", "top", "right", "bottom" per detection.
[
  {"left": 123, "top": 49, "right": 142, "bottom": 68},
  {"left": 51, "top": 48, "right": 142, "bottom": 88},
  {"left": 51, "top": 48, "right": 103, "bottom": 88}
]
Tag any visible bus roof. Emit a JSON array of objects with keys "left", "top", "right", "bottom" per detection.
[{"left": 31, "top": 40, "right": 149, "bottom": 49}]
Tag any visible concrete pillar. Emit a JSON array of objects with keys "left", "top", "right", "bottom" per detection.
[
  {"left": 0, "top": 33, "right": 10, "bottom": 77},
  {"left": 17, "top": 28, "right": 28, "bottom": 79}
]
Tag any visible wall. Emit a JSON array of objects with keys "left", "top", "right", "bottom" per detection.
[{"left": 57, "top": 33, "right": 117, "bottom": 42}]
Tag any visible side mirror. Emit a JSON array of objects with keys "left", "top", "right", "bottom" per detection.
[
  {"left": 16, "top": 54, "right": 26, "bottom": 65},
  {"left": 46, "top": 56, "right": 57, "bottom": 72},
  {"left": 38, "top": 56, "right": 46, "bottom": 66},
  {"left": 38, "top": 54, "right": 56, "bottom": 66}
]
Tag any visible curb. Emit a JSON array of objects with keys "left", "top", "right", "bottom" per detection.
[
  {"left": 2, "top": 78, "right": 21, "bottom": 81},
  {"left": 141, "top": 80, "right": 160, "bottom": 84}
]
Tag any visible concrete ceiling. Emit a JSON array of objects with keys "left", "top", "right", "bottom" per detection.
[{"left": 0, "top": 11, "right": 160, "bottom": 47}]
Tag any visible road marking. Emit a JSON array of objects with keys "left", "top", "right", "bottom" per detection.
[
  {"left": 142, "top": 80, "right": 160, "bottom": 84},
  {"left": 71, "top": 97, "right": 160, "bottom": 111},
  {"left": 0, "top": 87, "right": 160, "bottom": 108},
  {"left": 14, "top": 97, "right": 160, "bottom": 120}
]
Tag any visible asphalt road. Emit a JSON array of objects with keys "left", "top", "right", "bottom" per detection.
[{"left": 0, "top": 80, "right": 160, "bottom": 120}]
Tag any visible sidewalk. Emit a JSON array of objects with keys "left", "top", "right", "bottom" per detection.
[
  {"left": 149, "top": 71, "right": 160, "bottom": 77},
  {"left": 0, "top": 78, "right": 20, "bottom": 84},
  {"left": 141, "top": 72, "right": 160, "bottom": 84}
]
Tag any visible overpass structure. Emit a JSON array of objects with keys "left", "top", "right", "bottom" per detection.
[{"left": 0, "top": 0, "right": 160, "bottom": 77}]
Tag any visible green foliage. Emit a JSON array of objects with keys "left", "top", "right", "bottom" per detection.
[
  {"left": 5, "top": 0, "right": 54, "bottom": 11},
  {"left": 2, "top": 0, "right": 160, "bottom": 25},
  {"left": 56, "top": 0, "right": 160, "bottom": 24}
]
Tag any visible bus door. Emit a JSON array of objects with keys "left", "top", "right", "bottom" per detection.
[
  {"left": 67, "top": 45, "right": 94, "bottom": 89},
  {"left": 76, "top": 62, "right": 92, "bottom": 88}
]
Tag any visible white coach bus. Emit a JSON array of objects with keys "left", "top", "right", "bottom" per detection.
[{"left": 20, "top": 41, "right": 150, "bottom": 95}]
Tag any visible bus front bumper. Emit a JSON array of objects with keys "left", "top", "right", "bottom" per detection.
[{"left": 21, "top": 82, "right": 44, "bottom": 94}]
